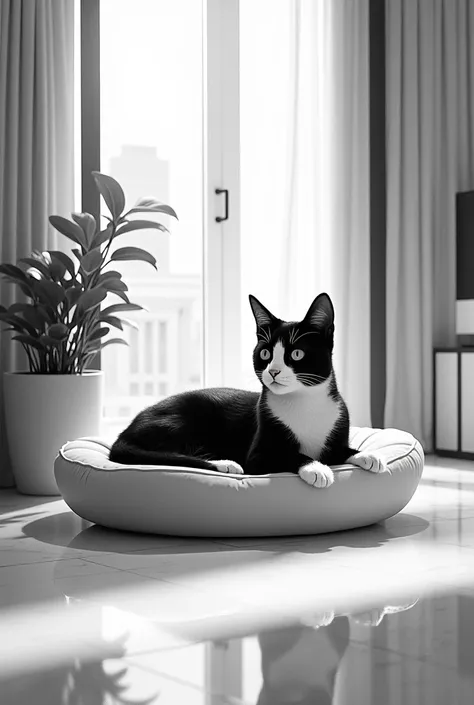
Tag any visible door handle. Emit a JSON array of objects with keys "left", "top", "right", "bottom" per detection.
[{"left": 215, "top": 188, "right": 229, "bottom": 222}]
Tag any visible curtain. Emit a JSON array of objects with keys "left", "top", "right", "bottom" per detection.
[
  {"left": 0, "top": 0, "right": 75, "bottom": 487},
  {"left": 277, "top": 0, "right": 371, "bottom": 427},
  {"left": 385, "top": 0, "right": 474, "bottom": 450}
]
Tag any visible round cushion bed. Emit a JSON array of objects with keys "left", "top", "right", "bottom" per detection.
[{"left": 54, "top": 426, "right": 424, "bottom": 538}]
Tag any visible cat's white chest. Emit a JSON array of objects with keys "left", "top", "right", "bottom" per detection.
[{"left": 266, "top": 381, "right": 341, "bottom": 460}]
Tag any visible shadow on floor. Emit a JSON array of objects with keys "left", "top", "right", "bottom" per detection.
[
  {"left": 21, "top": 511, "right": 430, "bottom": 556},
  {"left": 0, "top": 489, "right": 60, "bottom": 512}
]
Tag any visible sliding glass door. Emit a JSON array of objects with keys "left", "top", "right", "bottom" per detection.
[
  {"left": 79, "top": 0, "right": 241, "bottom": 435},
  {"left": 98, "top": 0, "right": 204, "bottom": 434}
]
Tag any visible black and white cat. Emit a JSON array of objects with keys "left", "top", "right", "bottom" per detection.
[{"left": 109, "top": 293, "right": 387, "bottom": 487}]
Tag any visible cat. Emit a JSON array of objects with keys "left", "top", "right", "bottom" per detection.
[
  {"left": 255, "top": 598, "right": 419, "bottom": 705},
  {"left": 255, "top": 615, "right": 350, "bottom": 705},
  {"left": 109, "top": 293, "right": 387, "bottom": 487}
]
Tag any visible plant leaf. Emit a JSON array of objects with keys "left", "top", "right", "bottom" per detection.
[
  {"left": 19, "top": 282, "right": 35, "bottom": 298},
  {"left": 34, "top": 279, "right": 66, "bottom": 308},
  {"left": 101, "top": 302, "right": 144, "bottom": 317},
  {"left": 8, "top": 303, "right": 30, "bottom": 314},
  {"left": 0, "top": 312, "right": 38, "bottom": 336},
  {"left": 112, "top": 290, "right": 131, "bottom": 304},
  {"left": 97, "top": 270, "right": 123, "bottom": 283},
  {"left": 101, "top": 278, "right": 128, "bottom": 292},
  {"left": 120, "top": 317, "right": 139, "bottom": 329},
  {"left": 39, "top": 334, "right": 63, "bottom": 348},
  {"left": 49, "top": 215, "right": 87, "bottom": 249},
  {"left": 48, "top": 323, "right": 69, "bottom": 340},
  {"left": 100, "top": 315, "right": 123, "bottom": 331},
  {"left": 89, "top": 326, "right": 110, "bottom": 341},
  {"left": 116, "top": 220, "right": 169, "bottom": 236},
  {"left": 91, "top": 223, "right": 113, "bottom": 249},
  {"left": 99, "top": 316, "right": 138, "bottom": 331},
  {"left": 127, "top": 197, "right": 178, "bottom": 220},
  {"left": 92, "top": 172, "right": 125, "bottom": 221},
  {"left": 65, "top": 286, "right": 83, "bottom": 308},
  {"left": 22, "top": 305, "right": 50, "bottom": 330},
  {"left": 49, "top": 258, "right": 67, "bottom": 281},
  {"left": 0, "top": 263, "right": 32, "bottom": 284},
  {"left": 80, "top": 249, "right": 103, "bottom": 274},
  {"left": 49, "top": 251, "right": 76, "bottom": 278},
  {"left": 99, "top": 337, "right": 129, "bottom": 350},
  {"left": 19, "top": 257, "right": 50, "bottom": 278},
  {"left": 110, "top": 246, "right": 157, "bottom": 269},
  {"left": 72, "top": 212, "right": 97, "bottom": 244},
  {"left": 77, "top": 287, "right": 108, "bottom": 313},
  {"left": 25, "top": 267, "right": 43, "bottom": 281},
  {"left": 11, "top": 334, "right": 46, "bottom": 352}
]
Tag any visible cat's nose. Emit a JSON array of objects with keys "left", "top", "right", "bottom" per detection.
[{"left": 269, "top": 369, "right": 281, "bottom": 379}]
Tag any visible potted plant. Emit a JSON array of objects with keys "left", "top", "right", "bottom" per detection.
[{"left": 0, "top": 171, "right": 177, "bottom": 495}]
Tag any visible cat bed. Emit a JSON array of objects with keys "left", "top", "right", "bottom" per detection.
[{"left": 54, "top": 427, "right": 424, "bottom": 537}]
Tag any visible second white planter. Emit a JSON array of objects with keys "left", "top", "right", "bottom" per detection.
[{"left": 3, "top": 370, "right": 104, "bottom": 496}]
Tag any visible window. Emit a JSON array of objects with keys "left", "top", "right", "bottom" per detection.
[
  {"left": 158, "top": 321, "right": 167, "bottom": 374},
  {"left": 98, "top": 0, "right": 205, "bottom": 435},
  {"left": 79, "top": 0, "right": 241, "bottom": 435}
]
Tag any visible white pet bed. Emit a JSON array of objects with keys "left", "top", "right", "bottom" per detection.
[{"left": 54, "top": 427, "right": 424, "bottom": 538}]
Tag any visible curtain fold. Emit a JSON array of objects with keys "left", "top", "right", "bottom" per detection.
[
  {"left": 278, "top": 0, "right": 371, "bottom": 428},
  {"left": 385, "top": 0, "right": 474, "bottom": 450},
  {"left": 0, "top": 0, "right": 74, "bottom": 487}
]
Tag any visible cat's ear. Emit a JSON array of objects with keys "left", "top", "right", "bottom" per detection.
[
  {"left": 302, "top": 293, "right": 334, "bottom": 331},
  {"left": 249, "top": 295, "right": 278, "bottom": 329}
]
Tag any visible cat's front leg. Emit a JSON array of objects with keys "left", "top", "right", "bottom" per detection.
[
  {"left": 298, "top": 460, "right": 334, "bottom": 489},
  {"left": 209, "top": 459, "right": 244, "bottom": 475},
  {"left": 299, "top": 610, "right": 336, "bottom": 629},
  {"left": 346, "top": 451, "right": 388, "bottom": 474}
]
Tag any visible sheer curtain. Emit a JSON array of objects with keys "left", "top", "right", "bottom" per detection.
[
  {"left": 240, "top": 0, "right": 370, "bottom": 426},
  {"left": 385, "top": 0, "right": 474, "bottom": 450},
  {"left": 278, "top": 0, "right": 371, "bottom": 427},
  {"left": 0, "top": 0, "right": 74, "bottom": 486}
]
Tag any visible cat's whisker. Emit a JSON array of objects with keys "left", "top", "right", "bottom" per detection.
[
  {"left": 297, "top": 372, "right": 326, "bottom": 380},
  {"left": 291, "top": 331, "right": 320, "bottom": 345},
  {"left": 296, "top": 373, "right": 325, "bottom": 386},
  {"left": 289, "top": 327, "right": 299, "bottom": 345},
  {"left": 257, "top": 326, "right": 271, "bottom": 343}
]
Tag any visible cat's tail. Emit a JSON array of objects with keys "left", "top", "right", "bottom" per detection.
[{"left": 109, "top": 439, "right": 215, "bottom": 470}]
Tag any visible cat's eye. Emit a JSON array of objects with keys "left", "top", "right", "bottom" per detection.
[
  {"left": 260, "top": 349, "right": 271, "bottom": 360},
  {"left": 291, "top": 349, "right": 305, "bottom": 361}
]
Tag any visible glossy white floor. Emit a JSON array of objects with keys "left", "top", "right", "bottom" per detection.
[{"left": 2, "top": 456, "right": 474, "bottom": 704}]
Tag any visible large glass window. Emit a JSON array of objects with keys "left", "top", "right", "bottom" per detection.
[{"left": 99, "top": 0, "right": 204, "bottom": 435}]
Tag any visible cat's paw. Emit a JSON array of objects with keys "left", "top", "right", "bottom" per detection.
[
  {"left": 347, "top": 451, "right": 388, "bottom": 474},
  {"left": 210, "top": 459, "right": 244, "bottom": 475},
  {"left": 350, "top": 608, "right": 385, "bottom": 627},
  {"left": 300, "top": 610, "right": 336, "bottom": 629},
  {"left": 298, "top": 461, "right": 334, "bottom": 488}
]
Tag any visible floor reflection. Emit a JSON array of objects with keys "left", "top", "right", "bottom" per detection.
[
  {"left": 3, "top": 457, "right": 474, "bottom": 704},
  {"left": 1, "top": 630, "right": 158, "bottom": 705},
  {"left": 4, "top": 588, "right": 474, "bottom": 704}
]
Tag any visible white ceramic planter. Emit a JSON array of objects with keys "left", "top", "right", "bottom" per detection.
[{"left": 3, "top": 370, "right": 103, "bottom": 495}]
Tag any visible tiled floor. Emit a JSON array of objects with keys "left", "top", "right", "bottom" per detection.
[{"left": 2, "top": 455, "right": 474, "bottom": 704}]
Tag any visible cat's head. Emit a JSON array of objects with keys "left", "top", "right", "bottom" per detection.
[{"left": 249, "top": 293, "right": 335, "bottom": 396}]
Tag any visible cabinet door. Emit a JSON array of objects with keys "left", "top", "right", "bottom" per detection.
[
  {"left": 461, "top": 353, "right": 474, "bottom": 453},
  {"left": 435, "top": 352, "right": 458, "bottom": 451}
]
